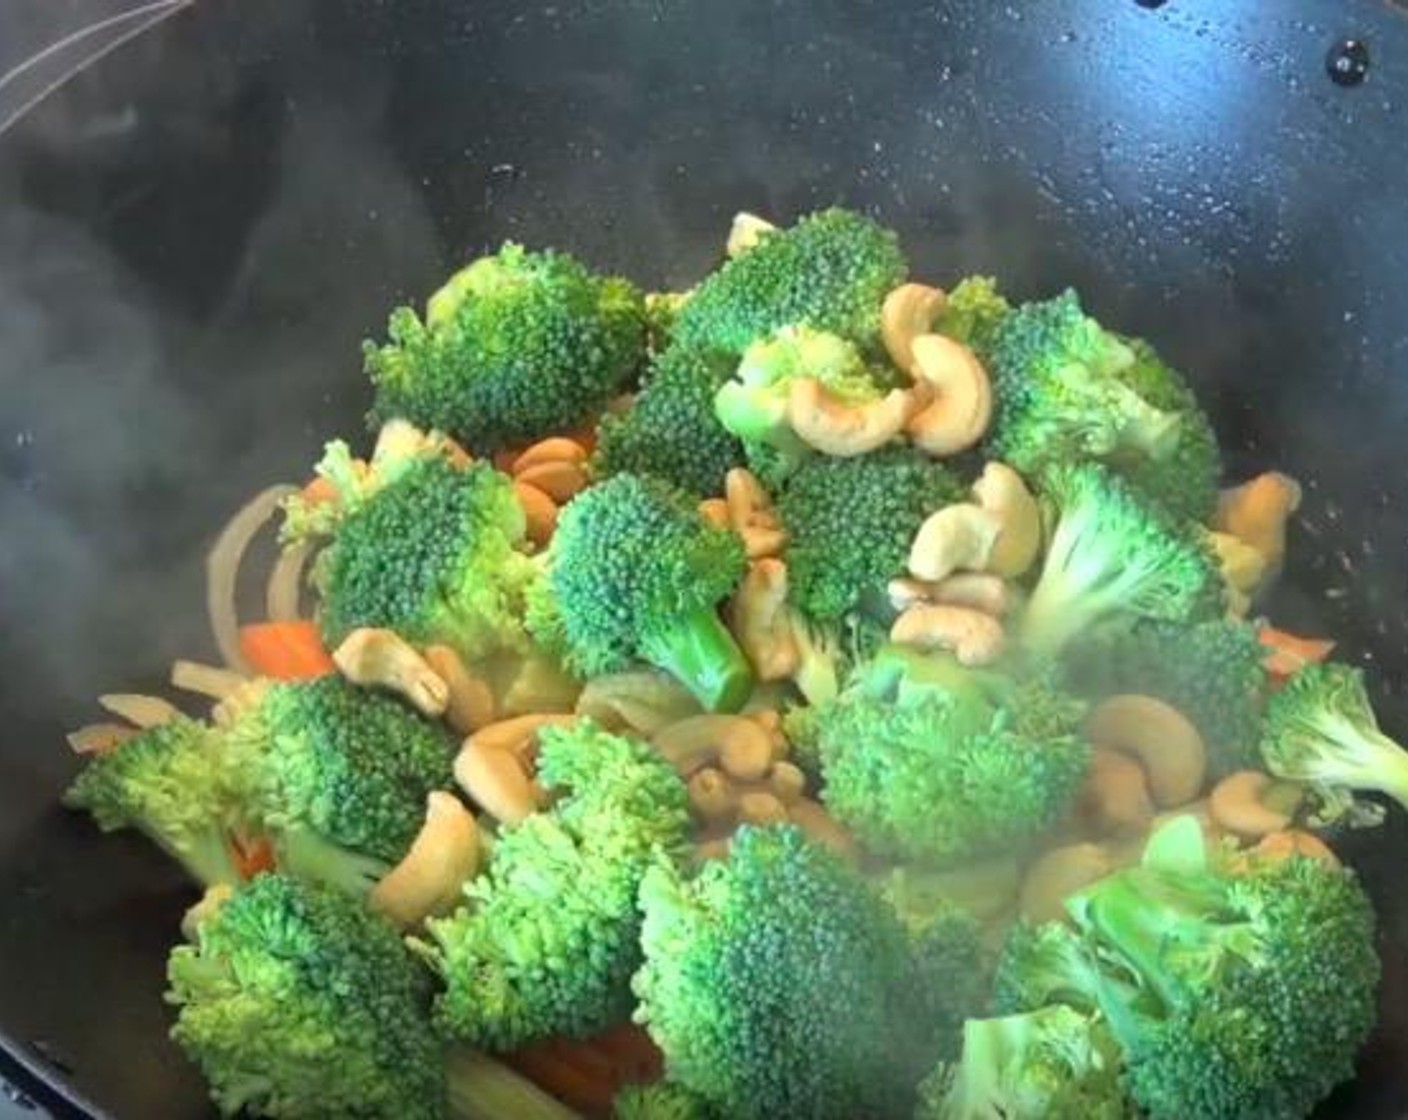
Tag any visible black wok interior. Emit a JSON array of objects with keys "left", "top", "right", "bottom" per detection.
[{"left": 2, "top": 1, "right": 1407, "bottom": 1115}]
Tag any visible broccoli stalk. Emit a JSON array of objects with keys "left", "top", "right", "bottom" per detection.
[{"left": 1260, "top": 660, "right": 1408, "bottom": 812}]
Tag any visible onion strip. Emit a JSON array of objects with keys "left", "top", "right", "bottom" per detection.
[
  {"left": 171, "top": 659, "right": 247, "bottom": 700},
  {"left": 67, "top": 722, "right": 137, "bottom": 755},
  {"left": 265, "top": 540, "right": 311, "bottom": 622},
  {"left": 206, "top": 484, "right": 296, "bottom": 672},
  {"left": 97, "top": 693, "right": 181, "bottom": 729}
]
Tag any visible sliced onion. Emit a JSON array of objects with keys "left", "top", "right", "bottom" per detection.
[
  {"left": 265, "top": 539, "right": 311, "bottom": 622},
  {"left": 67, "top": 722, "right": 138, "bottom": 755},
  {"left": 206, "top": 484, "right": 297, "bottom": 672},
  {"left": 97, "top": 693, "right": 181, "bottom": 729},
  {"left": 171, "top": 659, "right": 247, "bottom": 700}
]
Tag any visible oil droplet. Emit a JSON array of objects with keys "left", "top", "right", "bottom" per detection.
[{"left": 1326, "top": 39, "right": 1370, "bottom": 87}]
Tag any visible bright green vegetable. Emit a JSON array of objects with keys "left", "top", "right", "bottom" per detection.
[
  {"left": 919, "top": 1006, "right": 1131, "bottom": 1120},
  {"left": 936, "top": 275, "right": 1012, "bottom": 355},
  {"left": 534, "top": 473, "right": 752, "bottom": 711},
  {"left": 1261, "top": 660, "right": 1408, "bottom": 814},
  {"left": 415, "top": 720, "right": 689, "bottom": 1050},
  {"left": 365, "top": 243, "right": 646, "bottom": 451},
  {"left": 632, "top": 824, "right": 944, "bottom": 1120},
  {"left": 671, "top": 208, "right": 907, "bottom": 354},
  {"left": 1018, "top": 462, "right": 1224, "bottom": 657},
  {"left": 223, "top": 676, "right": 453, "bottom": 896},
  {"left": 612, "top": 1080, "right": 718, "bottom": 1120},
  {"left": 777, "top": 446, "right": 963, "bottom": 622},
  {"left": 593, "top": 343, "right": 746, "bottom": 498},
  {"left": 64, "top": 716, "right": 245, "bottom": 888}
]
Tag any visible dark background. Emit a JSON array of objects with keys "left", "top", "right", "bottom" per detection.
[{"left": 1, "top": 1, "right": 1406, "bottom": 1115}]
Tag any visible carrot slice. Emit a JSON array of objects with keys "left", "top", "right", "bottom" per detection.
[
  {"left": 1259, "top": 625, "right": 1336, "bottom": 680},
  {"left": 230, "top": 833, "right": 277, "bottom": 880},
  {"left": 238, "top": 620, "right": 336, "bottom": 681},
  {"left": 300, "top": 475, "right": 339, "bottom": 504}
]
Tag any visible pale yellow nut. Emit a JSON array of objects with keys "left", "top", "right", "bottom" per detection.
[
  {"left": 726, "top": 558, "right": 800, "bottom": 682},
  {"left": 881, "top": 283, "right": 947, "bottom": 376},
  {"left": 1215, "top": 471, "right": 1302, "bottom": 572},
  {"left": 688, "top": 767, "right": 739, "bottom": 822},
  {"left": 694, "top": 837, "right": 733, "bottom": 864},
  {"left": 468, "top": 714, "right": 577, "bottom": 764},
  {"left": 890, "top": 603, "right": 1005, "bottom": 666},
  {"left": 1079, "top": 749, "right": 1155, "bottom": 839},
  {"left": 1209, "top": 770, "right": 1301, "bottom": 839},
  {"left": 907, "top": 503, "right": 1003, "bottom": 582},
  {"left": 454, "top": 738, "right": 541, "bottom": 825},
  {"left": 906, "top": 334, "right": 992, "bottom": 456},
  {"left": 511, "top": 437, "right": 588, "bottom": 475},
  {"left": 515, "top": 460, "right": 588, "bottom": 503},
  {"left": 724, "top": 469, "right": 787, "bottom": 559},
  {"left": 769, "top": 762, "right": 807, "bottom": 805},
  {"left": 699, "top": 498, "right": 731, "bottom": 530},
  {"left": 332, "top": 628, "right": 449, "bottom": 718},
  {"left": 1020, "top": 843, "right": 1119, "bottom": 924},
  {"left": 514, "top": 481, "right": 559, "bottom": 547},
  {"left": 887, "top": 576, "right": 935, "bottom": 613},
  {"left": 738, "top": 790, "right": 789, "bottom": 826},
  {"left": 653, "top": 714, "right": 775, "bottom": 778},
  {"left": 1252, "top": 829, "right": 1339, "bottom": 868},
  {"left": 1087, "top": 695, "right": 1207, "bottom": 809},
  {"left": 929, "top": 572, "right": 1015, "bottom": 616},
  {"left": 370, "top": 792, "right": 482, "bottom": 929},
  {"left": 787, "top": 798, "right": 859, "bottom": 862},
  {"left": 971, "top": 462, "right": 1043, "bottom": 579},
  {"left": 787, "top": 377, "right": 915, "bottom": 457},
  {"left": 423, "top": 645, "right": 496, "bottom": 735}
]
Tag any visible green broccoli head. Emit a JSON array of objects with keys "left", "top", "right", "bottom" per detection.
[
  {"left": 671, "top": 208, "right": 907, "bottom": 354},
  {"left": 713, "top": 325, "right": 894, "bottom": 485},
  {"left": 1261, "top": 660, "right": 1408, "bottom": 814},
  {"left": 225, "top": 676, "right": 454, "bottom": 896},
  {"left": 777, "top": 446, "right": 964, "bottom": 621},
  {"left": 632, "top": 824, "right": 940, "bottom": 1120},
  {"left": 1063, "top": 618, "right": 1268, "bottom": 778},
  {"left": 936, "top": 275, "right": 1012, "bottom": 356},
  {"left": 316, "top": 455, "right": 536, "bottom": 661},
  {"left": 1018, "top": 462, "right": 1224, "bottom": 657},
  {"left": 918, "top": 1006, "right": 1132, "bottom": 1120},
  {"left": 814, "top": 652, "right": 1091, "bottom": 864},
  {"left": 612, "top": 1079, "right": 718, "bottom": 1120},
  {"left": 365, "top": 242, "right": 646, "bottom": 451},
  {"left": 167, "top": 873, "right": 444, "bottom": 1119},
  {"left": 417, "top": 720, "right": 689, "bottom": 1050},
  {"left": 905, "top": 901, "right": 993, "bottom": 1064},
  {"left": 63, "top": 716, "right": 245, "bottom": 888},
  {"left": 593, "top": 343, "right": 746, "bottom": 498},
  {"left": 539, "top": 473, "right": 752, "bottom": 711}
]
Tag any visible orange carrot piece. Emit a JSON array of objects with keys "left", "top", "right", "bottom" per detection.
[
  {"left": 238, "top": 620, "right": 336, "bottom": 681},
  {"left": 1259, "top": 625, "right": 1336, "bottom": 679},
  {"left": 230, "top": 834, "right": 277, "bottom": 880},
  {"left": 301, "top": 476, "right": 339, "bottom": 504}
]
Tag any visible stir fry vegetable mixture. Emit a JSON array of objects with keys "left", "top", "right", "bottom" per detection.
[{"left": 67, "top": 208, "right": 1407, "bottom": 1120}]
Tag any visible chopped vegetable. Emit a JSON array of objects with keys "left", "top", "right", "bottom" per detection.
[{"left": 237, "top": 620, "right": 335, "bottom": 681}]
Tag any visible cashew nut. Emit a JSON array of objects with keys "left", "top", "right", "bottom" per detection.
[
  {"left": 1215, "top": 471, "right": 1302, "bottom": 573},
  {"left": 688, "top": 767, "right": 738, "bottom": 822},
  {"left": 726, "top": 212, "right": 776, "bottom": 258},
  {"left": 907, "top": 503, "right": 1003, "bottom": 582},
  {"left": 515, "top": 460, "right": 588, "bottom": 504},
  {"left": 787, "top": 798, "right": 859, "bottom": 862},
  {"left": 698, "top": 498, "right": 731, "bottom": 530},
  {"left": 370, "top": 792, "right": 483, "bottom": 929},
  {"left": 653, "top": 714, "right": 775, "bottom": 778},
  {"left": 890, "top": 603, "right": 1005, "bottom": 666},
  {"left": 787, "top": 378, "right": 914, "bottom": 456},
  {"left": 745, "top": 707, "right": 791, "bottom": 761},
  {"left": 332, "top": 629, "right": 449, "bottom": 717},
  {"left": 1209, "top": 770, "right": 1304, "bottom": 839},
  {"left": 1020, "top": 842, "right": 1120, "bottom": 925},
  {"left": 694, "top": 837, "right": 733, "bottom": 863},
  {"left": 1253, "top": 829, "right": 1339, "bottom": 868},
  {"left": 1079, "top": 749, "right": 1155, "bottom": 838},
  {"left": 889, "top": 572, "right": 1016, "bottom": 617},
  {"left": 453, "top": 736, "right": 542, "bottom": 825},
  {"left": 724, "top": 468, "right": 787, "bottom": 559},
  {"left": 971, "top": 462, "right": 1043, "bottom": 579},
  {"left": 1086, "top": 695, "right": 1207, "bottom": 808},
  {"left": 468, "top": 714, "right": 577, "bottom": 765},
  {"left": 726, "top": 559, "right": 800, "bottom": 682},
  {"left": 769, "top": 762, "right": 807, "bottom": 805},
  {"left": 739, "top": 790, "right": 789, "bottom": 826},
  {"left": 423, "top": 645, "right": 496, "bottom": 735},
  {"left": 905, "top": 334, "right": 993, "bottom": 456},
  {"left": 511, "top": 437, "right": 588, "bottom": 475},
  {"left": 514, "top": 482, "right": 559, "bottom": 547},
  {"left": 881, "top": 283, "right": 947, "bottom": 375}
]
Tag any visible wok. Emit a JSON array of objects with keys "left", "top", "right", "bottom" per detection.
[{"left": 1, "top": 0, "right": 1407, "bottom": 1115}]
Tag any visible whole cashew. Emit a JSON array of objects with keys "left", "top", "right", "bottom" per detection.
[
  {"left": 906, "top": 334, "right": 993, "bottom": 456},
  {"left": 725, "top": 468, "right": 788, "bottom": 559},
  {"left": 515, "top": 460, "right": 588, "bottom": 504},
  {"left": 889, "top": 573, "right": 1016, "bottom": 617},
  {"left": 688, "top": 767, "right": 739, "bottom": 822},
  {"left": 727, "top": 558, "right": 800, "bottom": 682},
  {"left": 787, "top": 798, "right": 859, "bottom": 862},
  {"left": 1216, "top": 471, "right": 1302, "bottom": 573},
  {"left": 1079, "top": 749, "right": 1154, "bottom": 838},
  {"left": 1087, "top": 695, "right": 1207, "bottom": 808},
  {"left": 698, "top": 498, "right": 731, "bottom": 530},
  {"left": 971, "top": 462, "right": 1043, "bottom": 579},
  {"left": 881, "top": 283, "right": 948, "bottom": 375},
  {"left": 890, "top": 603, "right": 1005, "bottom": 666},
  {"left": 369, "top": 791, "right": 482, "bottom": 929},
  {"left": 332, "top": 629, "right": 449, "bottom": 718},
  {"left": 454, "top": 737, "right": 542, "bottom": 825},
  {"left": 511, "top": 437, "right": 588, "bottom": 475},
  {"left": 467, "top": 714, "right": 577, "bottom": 764},
  {"left": 739, "top": 790, "right": 789, "bottom": 826},
  {"left": 1020, "top": 842, "right": 1119, "bottom": 925},
  {"left": 769, "top": 762, "right": 807, "bottom": 805},
  {"left": 423, "top": 645, "right": 496, "bottom": 735},
  {"left": 787, "top": 378, "right": 915, "bottom": 456},
  {"left": 653, "top": 714, "right": 775, "bottom": 777},
  {"left": 514, "top": 481, "right": 559, "bottom": 546},
  {"left": 907, "top": 503, "right": 1004, "bottom": 582},
  {"left": 1209, "top": 770, "right": 1302, "bottom": 839}
]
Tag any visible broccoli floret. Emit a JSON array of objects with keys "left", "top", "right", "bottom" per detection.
[
  {"left": 671, "top": 208, "right": 907, "bottom": 354},
  {"left": 593, "top": 344, "right": 746, "bottom": 498},
  {"left": 1064, "top": 619, "right": 1267, "bottom": 778},
  {"left": 813, "top": 650, "right": 1090, "bottom": 864},
  {"left": 613, "top": 1080, "right": 717, "bottom": 1120},
  {"left": 316, "top": 456, "right": 537, "bottom": 661},
  {"left": 536, "top": 474, "right": 753, "bottom": 711},
  {"left": 416, "top": 721, "right": 689, "bottom": 1049},
  {"left": 905, "top": 900, "right": 993, "bottom": 1063},
  {"left": 777, "top": 447, "right": 964, "bottom": 622},
  {"left": 1018, "top": 463, "right": 1224, "bottom": 657},
  {"left": 63, "top": 716, "right": 246, "bottom": 888},
  {"left": 1261, "top": 660, "right": 1408, "bottom": 814},
  {"left": 365, "top": 243, "right": 645, "bottom": 452},
  {"left": 787, "top": 608, "right": 888, "bottom": 708},
  {"left": 918, "top": 1007, "right": 1131, "bottom": 1120},
  {"left": 632, "top": 824, "right": 941, "bottom": 1120},
  {"left": 167, "top": 873, "right": 445, "bottom": 1119},
  {"left": 225, "top": 676, "right": 454, "bottom": 896},
  {"left": 936, "top": 275, "right": 1012, "bottom": 356},
  {"left": 713, "top": 325, "right": 895, "bottom": 485}
]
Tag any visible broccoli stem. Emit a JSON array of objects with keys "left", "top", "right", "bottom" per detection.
[
  {"left": 1309, "top": 715, "right": 1408, "bottom": 811},
  {"left": 149, "top": 829, "right": 245, "bottom": 890},
  {"left": 640, "top": 605, "right": 754, "bottom": 713},
  {"left": 272, "top": 827, "right": 390, "bottom": 897}
]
